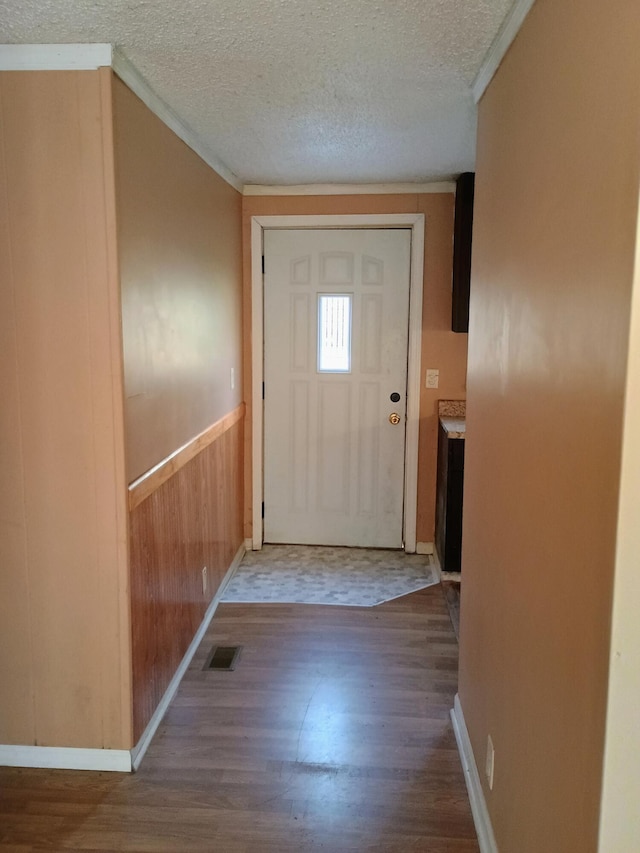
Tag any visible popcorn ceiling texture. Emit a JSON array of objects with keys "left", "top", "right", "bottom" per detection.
[{"left": 0, "top": 0, "right": 514, "bottom": 185}]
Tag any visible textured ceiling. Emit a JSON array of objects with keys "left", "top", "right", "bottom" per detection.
[{"left": 0, "top": 0, "right": 514, "bottom": 186}]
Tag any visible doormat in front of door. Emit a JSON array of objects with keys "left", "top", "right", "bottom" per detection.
[{"left": 221, "top": 545, "right": 438, "bottom": 607}]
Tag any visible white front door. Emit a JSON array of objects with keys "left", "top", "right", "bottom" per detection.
[{"left": 263, "top": 228, "right": 411, "bottom": 548}]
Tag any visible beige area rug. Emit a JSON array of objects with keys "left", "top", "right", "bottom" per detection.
[{"left": 222, "top": 544, "right": 438, "bottom": 607}]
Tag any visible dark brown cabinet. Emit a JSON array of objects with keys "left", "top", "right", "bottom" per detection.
[
  {"left": 435, "top": 422, "right": 465, "bottom": 572},
  {"left": 451, "top": 172, "right": 475, "bottom": 333}
]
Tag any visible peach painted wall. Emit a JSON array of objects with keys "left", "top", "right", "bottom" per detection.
[
  {"left": 0, "top": 69, "right": 132, "bottom": 749},
  {"left": 457, "top": 0, "right": 640, "bottom": 850},
  {"left": 599, "top": 177, "right": 640, "bottom": 850},
  {"left": 242, "top": 193, "right": 467, "bottom": 545},
  {"left": 113, "top": 76, "right": 243, "bottom": 482}
]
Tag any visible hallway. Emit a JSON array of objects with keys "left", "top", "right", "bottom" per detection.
[{"left": 0, "top": 584, "right": 477, "bottom": 851}]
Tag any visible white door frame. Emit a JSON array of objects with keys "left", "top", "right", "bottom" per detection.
[{"left": 251, "top": 213, "right": 425, "bottom": 553}]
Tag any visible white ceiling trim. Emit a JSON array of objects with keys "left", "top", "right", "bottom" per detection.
[
  {"left": 111, "top": 48, "right": 244, "bottom": 193},
  {"left": 472, "top": 0, "right": 537, "bottom": 102},
  {"left": 244, "top": 182, "right": 455, "bottom": 197},
  {"left": 0, "top": 43, "right": 112, "bottom": 70}
]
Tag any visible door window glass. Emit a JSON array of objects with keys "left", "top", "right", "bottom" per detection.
[{"left": 317, "top": 294, "right": 352, "bottom": 373}]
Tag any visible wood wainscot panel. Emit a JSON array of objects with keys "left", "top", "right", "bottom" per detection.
[{"left": 129, "top": 405, "right": 245, "bottom": 741}]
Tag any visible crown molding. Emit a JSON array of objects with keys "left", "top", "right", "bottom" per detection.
[
  {"left": 111, "top": 49, "right": 243, "bottom": 193},
  {"left": 472, "top": 0, "right": 537, "bottom": 103},
  {"left": 0, "top": 43, "right": 112, "bottom": 70},
  {"left": 243, "top": 181, "right": 455, "bottom": 196},
  {"left": 0, "top": 44, "right": 243, "bottom": 192}
]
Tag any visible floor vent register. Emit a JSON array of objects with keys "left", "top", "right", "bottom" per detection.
[{"left": 203, "top": 646, "right": 242, "bottom": 671}]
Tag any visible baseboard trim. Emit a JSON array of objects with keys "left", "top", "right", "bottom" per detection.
[
  {"left": 431, "top": 547, "right": 461, "bottom": 582},
  {"left": 130, "top": 541, "right": 246, "bottom": 770},
  {"left": 416, "top": 541, "right": 434, "bottom": 555},
  {"left": 0, "top": 745, "right": 131, "bottom": 772},
  {"left": 451, "top": 694, "right": 499, "bottom": 853}
]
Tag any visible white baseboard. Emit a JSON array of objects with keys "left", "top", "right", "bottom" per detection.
[
  {"left": 438, "top": 553, "right": 461, "bottom": 582},
  {"left": 130, "top": 541, "right": 246, "bottom": 770},
  {"left": 451, "top": 694, "right": 499, "bottom": 853},
  {"left": 0, "top": 542, "right": 246, "bottom": 774},
  {"left": 416, "top": 541, "right": 434, "bottom": 555},
  {"left": 430, "top": 547, "right": 461, "bottom": 582},
  {"left": 0, "top": 745, "right": 131, "bottom": 772},
  {"left": 441, "top": 570, "right": 462, "bottom": 582}
]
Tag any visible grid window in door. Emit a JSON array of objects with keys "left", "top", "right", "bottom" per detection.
[{"left": 317, "top": 294, "right": 352, "bottom": 373}]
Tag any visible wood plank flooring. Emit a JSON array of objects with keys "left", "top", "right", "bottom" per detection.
[
  {"left": 0, "top": 586, "right": 478, "bottom": 852},
  {"left": 441, "top": 581, "right": 461, "bottom": 641}
]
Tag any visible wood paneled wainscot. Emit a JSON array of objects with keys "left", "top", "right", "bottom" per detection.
[{"left": 128, "top": 405, "right": 245, "bottom": 741}]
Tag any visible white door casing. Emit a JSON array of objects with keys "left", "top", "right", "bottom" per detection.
[
  {"left": 264, "top": 229, "right": 411, "bottom": 548},
  {"left": 251, "top": 213, "right": 425, "bottom": 552}
]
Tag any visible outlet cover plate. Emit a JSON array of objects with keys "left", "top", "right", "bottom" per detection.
[{"left": 426, "top": 368, "right": 439, "bottom": 388}]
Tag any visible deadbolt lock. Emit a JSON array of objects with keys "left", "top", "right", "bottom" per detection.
[{"left": 389, "top": 412, "right": 401, "bottom": 425}]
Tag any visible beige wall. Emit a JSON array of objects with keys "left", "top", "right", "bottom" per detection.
[
  {"left": 599, "top": 178, "right": 640, "bottom": 851},
  {"left": 0, "top": 69, "right": 131, "bottom": 749},
  {"left": 113, "top": 76, "right": 243, "bottom": 482},
  {"left": 242, "top": 193, "right": 468, "bottom": 545},
  {"left": 458, "top": 0, "right": 640, "bottom": 850}
]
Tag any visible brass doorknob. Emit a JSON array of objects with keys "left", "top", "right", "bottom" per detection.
[{"left": 389, "top": 412, "right": 401, "bottom": 425}]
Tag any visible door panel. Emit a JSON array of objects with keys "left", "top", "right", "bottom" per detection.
[{"left": 263, "top": 229, "right": 411, "bottom": 547}]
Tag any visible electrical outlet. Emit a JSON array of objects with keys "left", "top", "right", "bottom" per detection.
[
  {"left": 486, "top": 735, "right": 495, "bottom": 790},
  {"left": 230, "top": 367, "right": 235, "bottom": 390},
  {"left": 202, "top": 566, "right": 208, "bottom": 595},
  {"left": 426, "top": 368, "right": 440, "bottom": 389}
]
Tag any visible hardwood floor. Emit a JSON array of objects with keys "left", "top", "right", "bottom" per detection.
[
  {"left": 441, "top": 580, "right": 462, "bottom": 641},
  {"left": 0, "top": 586, "right": 478, "bottom": 852}
]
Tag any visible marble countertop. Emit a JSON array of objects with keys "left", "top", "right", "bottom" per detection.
[
  {"left": 440, "top": 417, "right": 466, "bottom": 439},
  {"left": 438, "top": 399, "right": 466, "bottom": 439},
  {"left": 438, "top": 399, "right": 466, "bottom": 418}
]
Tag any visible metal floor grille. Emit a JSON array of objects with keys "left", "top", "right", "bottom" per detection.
[{"left": 203, "top": 645, "right": 242, "bottom": 671}]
